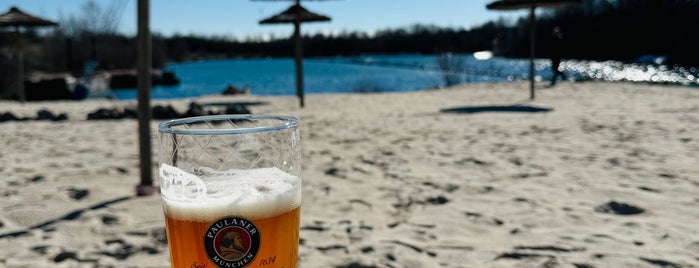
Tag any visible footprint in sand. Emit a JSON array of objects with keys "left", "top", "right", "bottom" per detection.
[
  {"left": 424, "top": 196, "right": 449, "bottom": 205},
  {"left": 66, "top": 187, "right": 90, "bottom": 200},
  {"left": 594, "top": 201, "right": 645, "bottom": 215},
  {"left": 639, "top": 257, "right": 682, "bottom": 268},
  {"left": 101, "top": 215, "right": 119, "bottom": 225},
  {"left": 464, "top": 211, "right": 504, "bottom": 226},
  {"left": 53, "top": 251, "right": 78, "bottom": 263},
  {"left": 335, "top": 261, "right": 375, "bottom": 268},
  {"left": 27, "top": 175, "right": 45, "bottom": 183}
]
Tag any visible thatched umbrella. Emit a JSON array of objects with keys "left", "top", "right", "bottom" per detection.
[
  {"left": 258, "top": 1, "right": 331, "bottom": 107},
  {"left": 487, "top": 0, "right": 581, "bottom": 99},
  {"left": 0, "top": 6, "right": 58, "bottom": 102}
]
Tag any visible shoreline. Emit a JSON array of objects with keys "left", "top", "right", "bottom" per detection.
[{"left": 1, "top": 81, "right": 698, "bottom": 267}]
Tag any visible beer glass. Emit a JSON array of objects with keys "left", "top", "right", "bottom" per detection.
[{"left": 158, "top": 115, "right": 301, "bottom": 268}]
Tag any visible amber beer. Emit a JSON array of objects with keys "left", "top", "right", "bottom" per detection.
[
  {"left": 164, "top": 207, "right": 300, "bottom": 268},
  {"left": 160, "top": 165, "right": 302, "bottom": 268}
]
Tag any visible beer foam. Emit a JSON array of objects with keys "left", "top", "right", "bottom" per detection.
[{"left": 160, "top": 164, "right": 302, "bottom": 221}]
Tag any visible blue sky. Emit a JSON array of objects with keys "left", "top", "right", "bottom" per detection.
[{"left": 1, "top": 0, "right": 528, "bottom": 38}]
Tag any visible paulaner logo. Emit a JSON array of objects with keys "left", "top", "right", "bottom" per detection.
[{"left": 204, "top": 217, "right": 260, "bottom": 267}]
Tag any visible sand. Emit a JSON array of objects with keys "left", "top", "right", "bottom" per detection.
[{"left": 1, "top": 81, "right": 698, "bottom": 268}]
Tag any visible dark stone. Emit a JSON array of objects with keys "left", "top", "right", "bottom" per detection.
[
  {"left": 152, "top": 105, "right": 180, "bottom": 119},
  {"left": 87, "top": 108, "right": 124, "bottom": 120},
  {"left": 184, "top": 102, "right": 207, "bottom": 117},
  {"left": 0, "top": 112, "right": 20, "bottom": 122},
  {"left": 225, "top": 104, "right": 251, "bottom": 114},
  {"left": 222, "top": 85, "right": 249, "bottom": 95},
  {"left": 87, "top": 102, "right": 252, "bottom": 121},
  {"left": 54, "top": 113, "right": 68, "bottom": 121},
  {"left": 36, "top": 110, "right": 54, "bottom": 120},
  {"left": 122, "top": 108, "right": 138, "bottom": 119},
  {"left": 36, "top": 109, "right": 68, "bottom": 121}
]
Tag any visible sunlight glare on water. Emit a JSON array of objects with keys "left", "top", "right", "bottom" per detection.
[{"left": 110, "top": 55, "right": 699, "bottom": 100}]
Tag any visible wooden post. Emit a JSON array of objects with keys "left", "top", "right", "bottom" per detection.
[
  {"left": 528, "top": 4, "right": 536, "bottom": 100},
  {"left": 136, "top": 0, "right": 155, "bottom": 196},
  {"left": 293, "top": 0, "right": 305, "bottom": 108},
  {"left": 14, "top": 28, "right": 25, "bottom": 102}
]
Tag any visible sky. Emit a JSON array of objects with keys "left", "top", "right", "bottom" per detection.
[{"left": 0, "top": 0, "right": 528, "bottom": 38}]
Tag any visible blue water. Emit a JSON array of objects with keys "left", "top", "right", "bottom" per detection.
[{"left": 111, "top": 54, "right": 698, "bottom": 100}]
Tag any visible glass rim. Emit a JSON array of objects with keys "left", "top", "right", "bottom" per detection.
[{"left": 157, "top": 115, "right": 298, "bottom": 135}]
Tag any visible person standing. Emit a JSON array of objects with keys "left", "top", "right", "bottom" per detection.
[{"left": 550, "top": 26, "right": 567, "bottom": 86}]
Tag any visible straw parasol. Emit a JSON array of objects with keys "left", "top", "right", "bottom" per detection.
[
  {"left": 257, "top": 0, "right": 331, "bottom": 107},
  {"left": 487, "top": 0, "right": 581, "bottom": 99},
  {"left": 0, "top": 6, "right": 58, "bottom": 102},
  {"left": 260, "top": 3, "right": 331, "bottom": 23}
]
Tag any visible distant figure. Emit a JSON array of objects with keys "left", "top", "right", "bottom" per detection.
[{"left": 550, "top": 26, "right": 567, "bottom": 86}]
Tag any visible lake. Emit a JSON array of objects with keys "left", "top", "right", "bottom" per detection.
[{"left": 111, "top": 54, "right": 698, "bottom": 100}]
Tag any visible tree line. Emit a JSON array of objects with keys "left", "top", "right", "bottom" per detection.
[
  {"left": 158, "top": 0, "right": 699, "bottom": 66},
  {"left": 1, "top": 0, "right": 698, "bottom": 93}
]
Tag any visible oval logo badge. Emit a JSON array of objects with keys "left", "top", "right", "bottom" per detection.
[{"left": 204, "top": 217, "right": 260, "bottom": 267}]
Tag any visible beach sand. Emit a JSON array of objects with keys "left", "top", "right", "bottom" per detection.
[{"left": 1, "top": 81, "right": 698, "bottom": 267}]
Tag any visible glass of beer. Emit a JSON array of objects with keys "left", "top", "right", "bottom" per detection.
[{"left": 158, "top": 115, "right": 301, "bottom": 268}]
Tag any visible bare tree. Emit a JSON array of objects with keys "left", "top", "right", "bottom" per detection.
[{"left": 61, "top": 0, "right": 127, "bottom": 36}]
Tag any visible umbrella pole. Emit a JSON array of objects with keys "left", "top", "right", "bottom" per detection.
[
  {"left": 293, "top": 3, "right": 305, "bottom": 108},
  {"left": 14, "top": 28, "right": 25, "bottom": 102},
  {"left": 136, "top": 0, "right": 155, "bottom": 196},
  {"left": 17, "top": 48, "right": 25, "bottom": 102},
  {"left": 528, "top": 5, "right": 536, "bottom": 100}
]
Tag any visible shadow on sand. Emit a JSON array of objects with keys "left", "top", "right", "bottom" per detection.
[
  {"left": 199, "top": 101, "right": 268, "bottom": 107},
  {"left": 0, "top": 196, "right": 134, "bottom": 239},
  {"left": 441, "top": 105, "right": 553, "bottom": 114}
]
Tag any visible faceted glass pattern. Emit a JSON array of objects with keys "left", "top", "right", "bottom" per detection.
[{"left": 158, "top": 116, "right": 300, "bottom": 176}]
